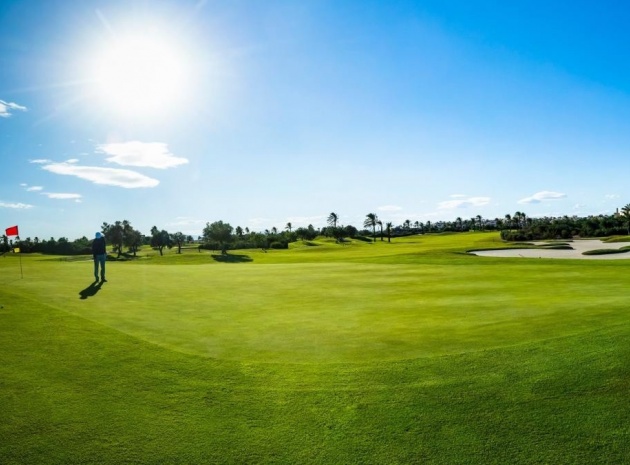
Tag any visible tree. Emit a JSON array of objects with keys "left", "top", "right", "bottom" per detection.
[
  {"left": 150, "top": 226, "right": 172, "bottom": 256},
  {"left": 385, "top": 222, "right": 393, "bottom": 243},
  {"left": 172, "top": 232, "right": 186, "bottom": 254},
  {"left": 377, "top": 220, "right": 383, "bottom": 241},
  {"left": 476, "top": 215, "right": 483, "bottom": 231},
  {"left": 203, "top": 221, "right": 233, "bottom": 255},
  {"left": 296, "top": 226, "right": 317, "bottom": 242},
  {"left": 126, "top": 229, "right": 143, "bottom": 257},
  {"left": 102, "top": 221, "right": 125, "bottom": 257},
  {"left": 456, "top": 217, "right": 463, "bottom": 231},
  {"left": 364, "top": 213, "right": 378, "bottom": 242},
  {"left": 343, "top": 224, "right": 358, "bottom": 238},
  {"left": 621, "top": 204, "right": 630, "bottom": 235},
  {"left": 235, "top": 226, "right": 244, "bottom": 237},
  {"left": 327, "top": 212, "right": 339, "bottom": 229},
  {"left": 285, "top": 222, "right": 292, "bottom": 233}
]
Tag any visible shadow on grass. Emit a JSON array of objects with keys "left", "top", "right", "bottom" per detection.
[
  {"left": 79, "top": 280, "right": 104, "bottom": 299},
  {"left": 211, "top": 253, "right": 253, "bottom": 263}
]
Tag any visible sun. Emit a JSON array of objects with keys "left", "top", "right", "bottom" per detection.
[{"left": 89, "top": 34, "right": 189, "bottom": 119}]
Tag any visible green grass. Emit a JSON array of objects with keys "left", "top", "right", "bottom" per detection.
[{"left": 1, "top": 232, "right": 629, "bottom": 464}]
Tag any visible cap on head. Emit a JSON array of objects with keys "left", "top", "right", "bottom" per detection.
[{"left": 95, "top": 232, "right": 102, "bottom": 239}]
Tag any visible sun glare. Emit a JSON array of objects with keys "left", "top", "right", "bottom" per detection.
[{"left": 90, "top": 34, "right": 189, "bottom": 119}]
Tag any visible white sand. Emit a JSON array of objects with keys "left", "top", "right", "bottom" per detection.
[{"left": 472, "top": 239, "right": 630, "bottom": 260}]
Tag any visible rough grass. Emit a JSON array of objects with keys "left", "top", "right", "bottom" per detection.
[{"left": 1, "top": 232, "right": 629, "bottom": 464}]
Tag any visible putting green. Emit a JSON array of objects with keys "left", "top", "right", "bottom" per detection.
[{"left": 3, "top": 240, "right": 628, "bottom": 363}]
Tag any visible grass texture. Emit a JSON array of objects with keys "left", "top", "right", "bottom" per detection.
[{"left": 1, "top": 232, "right": 629, "bottom": 464}]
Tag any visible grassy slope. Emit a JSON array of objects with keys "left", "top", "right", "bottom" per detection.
[{"left": 1, "top": 232, "right": 629, "bottom": 464}]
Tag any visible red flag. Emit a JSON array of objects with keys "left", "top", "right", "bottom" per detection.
[{"left": 5, "top": 225, "right": 18, "bottom": 236}]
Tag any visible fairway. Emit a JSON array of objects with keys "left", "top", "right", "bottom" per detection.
[{"left": 1, "top": 232, "right": 629, "bottom": 464}]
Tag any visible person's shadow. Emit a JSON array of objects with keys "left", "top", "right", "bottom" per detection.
[{"left": 79, "top": 280, "right": 104, "bottom": 299}]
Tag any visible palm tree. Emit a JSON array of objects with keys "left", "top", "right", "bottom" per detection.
[
  {"left": 377, "top": 220, "right": 383, "bottom": 241},
  {"left": 235, "top": 226, "right": 244, "bottom": 237},
  {"left": 285, "top": 222, "right": 292, "bottom": 233},
  {"left": 456, "top": 217, "right": 463, "bottom": 231},
  {"left": 364, "top": 213, "right": 378, "bottom": 242},
  {"left": 404, "top": 219, "right": 411, "bottom": 230},
  {"left": 327, "top": 212, "right": 339, "bottom": 228},
  {"left": 504, "top": 213, "right": 512, "bottom": 230},
  {"left": 621, "top": 204, "right": 630, "bottom": 234},
  {"left": 385, "top": 222, "right": 393, "bottom": 243},
  {"left": 476, "top": 215, "right": 483, "bottom": 231}
]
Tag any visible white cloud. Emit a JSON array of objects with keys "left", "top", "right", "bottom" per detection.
[
  {"left": 449, "top": 194, "right": 467, "bottom": 199},
  {"left": 29, "top": 159, "right": 52, "bottom": 164},
  {"left": 97, "top": 141, "right": 188, "bottom": 169},
  {"left": 43, "top": 193, "right": 82, "bottom": 200},
  {"left": 438, "top": 196, "right": 491, "bottom": 210},
  {"left": 518, "top": 191, "right": 567, "bottom": 204},
  {"left": 0, "top": 201, "right": 33, "bottom": 209},
  {"left": 605, "top": 194, "right": 620, "bottom": 200},
  {"left": 0, "top": 99, "right": 27, "bottom": 118},
  {"left": 41, "top": 162, "right": 159, "bottom": 188},
  {"left": 66, "top": 159, "right": 80, "bottom": 164},
  {"left": 377, "top": 205, "right": 403, "bottom": 212},
  {"left": 26, "top": 186, "right": 43, "bottom": 192}
]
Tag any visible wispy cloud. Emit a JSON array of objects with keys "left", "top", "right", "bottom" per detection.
[
  {"left": 97, "top": 141, "right": 188, "bottom": 169},
  {"left": 41, "top": 162, "right": 159, "bottom": 188},
  {"left": 42, "top": 193, "right": 82, "bottom": 200},
  {"left": 0, "top": 99, "right": 27, "bottom": 118},
  {"left": 0, "top": 201, "right": 33, "bottom": 209},
  {"left": 518, "top": 191, "right": 566, "bottom": 204},
  {"left": 26, "top": 186, "right": 44, "bottom": 192},
  {"left": 605, "top": 194, "right": 620, "bottom": 200},
  {"left": 377, "top": 205, "right": 403, "bottom": 212},
  {"left": 29, "top": 159, "right": 52, "bottom": 164},
  {"left": 166, "top": 217, "right": 206, "bottom": 228},
  {"left": 438, "top": 196, "right": 491, "bottom": 210}
]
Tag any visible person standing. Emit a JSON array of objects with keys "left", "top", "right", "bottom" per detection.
[{"left": 92, "top": 232, "right": 107, "bottom": 282}]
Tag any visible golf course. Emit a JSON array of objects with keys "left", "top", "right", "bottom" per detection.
[{"left": 1, "top": 231, "right": 629, "bottom": 464}]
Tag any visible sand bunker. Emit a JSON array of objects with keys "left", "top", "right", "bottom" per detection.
[{"left": 472, "top": 239, "right": 630, "bottom": 260}]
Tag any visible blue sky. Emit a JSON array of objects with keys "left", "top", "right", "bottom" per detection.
[{"left": 2, "top": 0, "right": 630, "bottom": 239}]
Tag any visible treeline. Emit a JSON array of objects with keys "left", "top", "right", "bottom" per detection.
[
  {"left": 2, "top": 208, "right": 629, "bottom": 255},
  {"left": 500, "top": 211, "right": 630, "bottom": 241}
]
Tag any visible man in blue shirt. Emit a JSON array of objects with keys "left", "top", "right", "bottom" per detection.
[{"left": 92, "top": 232, "right": 107, "bottom": 282}]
